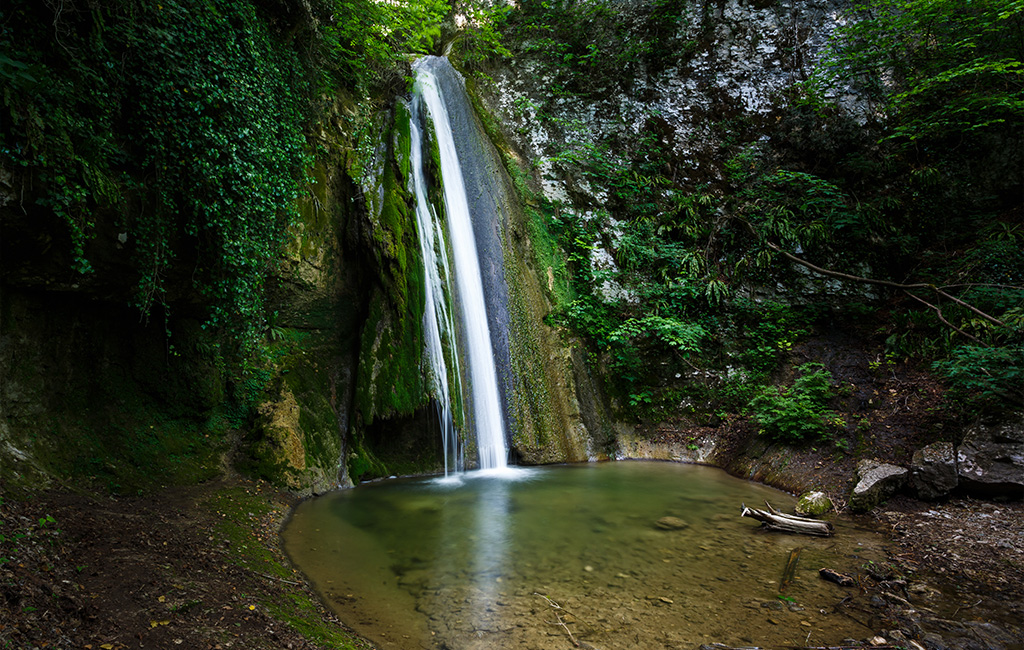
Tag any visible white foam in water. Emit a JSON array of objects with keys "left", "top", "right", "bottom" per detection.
[
  {"left": 467, "top": 466, "right": 538, "bottom": 481},
  {"left": 430, "top": 474, "right": 465, "bottom": 487}
]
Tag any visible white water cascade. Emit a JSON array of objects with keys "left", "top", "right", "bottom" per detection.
[
  {"left": 412, "top": 58, "right": 509, "bottom": 471},
  {"left": 409, "top": 115, "right": 464, "bottom": 476}
]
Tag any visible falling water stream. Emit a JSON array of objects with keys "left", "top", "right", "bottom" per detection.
[
  {"left": 410, "top": 99, "right": 463, "bottom": 476},
  {"left": 412, "top": 56, "right": 508, "bottom": 471}
]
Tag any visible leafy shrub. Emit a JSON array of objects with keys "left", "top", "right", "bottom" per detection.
[
  {"left": 934, "top": 344, "right": 1024, "bottom": 412},
  {"left": 749, "top": 362, "right": 842, "bottom": 442}
]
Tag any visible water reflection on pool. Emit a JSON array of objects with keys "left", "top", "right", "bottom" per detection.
[{"left": 283, "top": 462, "right": 888, "bottom": 649}]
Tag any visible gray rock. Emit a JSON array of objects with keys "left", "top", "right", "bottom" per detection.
[
  {"left": 796, "top": 490, "right": 832, "bottom": 515},
  {"left": 957, "top": 415, "right": 1024, "bottom": 498},
  {"left": 910, "top": 442, "right": 958, "bottom": 500},
  {"left": 850, "top": 459, "right": 908, "bottom": 512}
]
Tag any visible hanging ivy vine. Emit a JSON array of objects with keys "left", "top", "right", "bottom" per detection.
[{"left": 1, "top": 0, "right": 314, "bottom": 353}]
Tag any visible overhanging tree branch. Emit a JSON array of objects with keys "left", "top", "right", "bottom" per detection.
[
  {"left": 903, "top": 291, "right": 984, "bottom": 345},
  {"left": 758, "top": 240, "right": 1016, "bottom": 339}
]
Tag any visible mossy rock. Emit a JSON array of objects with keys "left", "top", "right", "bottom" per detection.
[{"left": 795, "top": 490, "right": 832, "bottom": 516}]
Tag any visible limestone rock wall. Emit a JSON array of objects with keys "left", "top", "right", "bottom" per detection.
[
  {"left": 484, "top": 0, "right": 855, "bottom": 204},
  {"left": 467, "top": 0, "right": 854, "bottom": 458}
]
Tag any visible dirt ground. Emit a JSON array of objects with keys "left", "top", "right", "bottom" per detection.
[
  {"left": 0, "top": 478, "right": 373, "bottom": 650},
  {"left": 879, "top": 495, "right": 1024, "bottom": 612}
]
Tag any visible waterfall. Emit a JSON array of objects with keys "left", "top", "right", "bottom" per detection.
[
  {"left": 412, "top": 57, "right": 509, "bottom": 472},
  {"left": 410, "top": 115, "right": 464, "bottom": 476}
]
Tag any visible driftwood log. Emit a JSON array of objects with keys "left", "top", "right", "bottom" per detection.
[{"left": 740, "top": 501, "right": 835, "bottom": 537}]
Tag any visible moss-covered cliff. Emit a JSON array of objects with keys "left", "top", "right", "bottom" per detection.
[{"left": 0, "top": 0, "right": 442, "bottom": 494}]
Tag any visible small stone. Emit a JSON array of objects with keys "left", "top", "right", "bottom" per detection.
[
  {"left": 655, "top": 516, "right": 688, "bottom": 530},
  {"left": 887, "top": 630, "right": 909, "bottom": 643},
  {"left": 869, "top": 636, "right": 888, "bottom": 646}
]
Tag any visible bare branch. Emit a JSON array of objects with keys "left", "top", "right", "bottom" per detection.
[
  {"left": 903, "top": 292, "right": 984, "bottom": 345},
  {"left": 763, "top": 241, "right": 1006, "bottom": 329},
  {"left": 931, "top": 286, "right": 1005, "bottom": 327},
  {"left": 939, "top": 283, "right": 1024, "bottom": 291},
  {"left": 535, "top": 593, "right": 579, "bottom": 647}
]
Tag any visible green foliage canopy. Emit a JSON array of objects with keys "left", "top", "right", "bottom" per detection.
[
  {"left": 815, "top": 0, "right": 1024, "bottom": 145},
  {"left": 1, "top": 0, "right": 452, "bottom": 358}
]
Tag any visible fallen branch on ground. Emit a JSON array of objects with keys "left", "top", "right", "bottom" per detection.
[{"left": 741, "top": 502, "right": 834, "bottom": 537}]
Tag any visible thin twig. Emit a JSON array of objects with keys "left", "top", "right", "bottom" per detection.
[
  {"left": 953, "top": 597, "right": 983, "bottom": 617},
  {"left": 535, "top": 593, "right": 579, "bottom": 647}
]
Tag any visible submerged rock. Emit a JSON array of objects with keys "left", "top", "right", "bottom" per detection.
[
  {"left": 850, "top": 460, "right": 908, "bottom": 512},
  {"left": 654, "top": 516, "right": 689, "bottom": 530},
  {"left": 910, "top": 442, "right": 958, "bottom": 500}
]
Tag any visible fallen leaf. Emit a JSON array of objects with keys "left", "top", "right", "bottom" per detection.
[{"left": 158, "top": 595, "right": 166, "bottom": 603}]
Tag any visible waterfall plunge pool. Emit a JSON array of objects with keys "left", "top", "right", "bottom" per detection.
[{"left": 283, "top": 462, "right": 890, "bottom": 649}]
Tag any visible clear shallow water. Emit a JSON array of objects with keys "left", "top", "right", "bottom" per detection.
[{"left": 283, "top": 462, "right": 889, "bottom": 649}]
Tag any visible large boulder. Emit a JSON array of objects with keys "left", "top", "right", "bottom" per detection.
[
  {"left": 910, "top": 442, "right": 958, "bottom": 501},
  {"left": 957, "top": 416, "right": 1024, "bottom": 498},
  {"left": 850, "top": 460, "right": 908, "bottom": 512}
]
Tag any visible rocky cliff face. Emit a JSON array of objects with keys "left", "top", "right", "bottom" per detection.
[
  {"left": 463, "top": 0, "right": 856, "bottom": 455},
  {"left": 1, "top": 0, "right": 919, "bottom": 492},
  {"left": 482, "top": 0, "right": 854, "bottom": 202}
]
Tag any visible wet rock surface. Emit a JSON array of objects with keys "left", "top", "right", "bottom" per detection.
[
  {"left": 654, "top": 515, "right": 689, "bottom": 530},
  {"left": 796, "top": 490, "right": 832, "bottom": 515}
]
